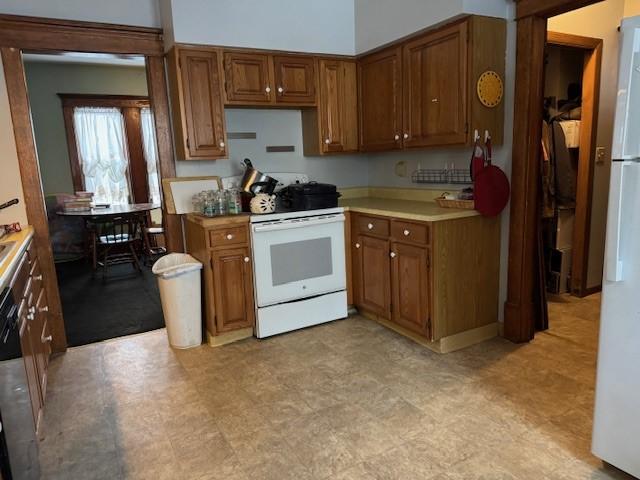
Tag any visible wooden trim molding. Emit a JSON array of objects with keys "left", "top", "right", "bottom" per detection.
[
  {"left": 547, "top": 31, "right": 602, "bottom": 49},
  {"left": 0, "top": 14, "right": 163, "bottom": 55},
  {"left": 58, "top": 94, "right": 150, "bottom": 109},
  {"left": 516, "top": 0, "right": 604, "bottom": 19},
  {"left": 61, "top": 104, "right": 84, "bottom": 192},
  {"left": 1, "top": 47, "right": 68, "bottom": 352},
  {"left": 504, "top": 15, "right": 548, "bottom": 343}
]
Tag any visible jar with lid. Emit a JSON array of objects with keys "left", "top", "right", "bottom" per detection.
[
  {"left": 216, "top": 190, "right": 228, "bottom": 216},
  {"left": 227, "top": 189, "right": 241, "bottom": 214}
]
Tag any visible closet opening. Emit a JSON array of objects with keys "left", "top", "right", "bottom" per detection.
[{"left": 538, "top": 31, "right": 602, "bottom": 329}]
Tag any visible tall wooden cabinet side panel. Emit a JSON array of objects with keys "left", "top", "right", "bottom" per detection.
[
  {"left": 403, "top": 22, "right": 468, "bottom": 148},
  {"left": 431, "top": 216, "right": 500, "bottom": 340},
  {"left": 469, "top": 16, "right": 507, "bottom": 146},
  {"left": 358, "top": 46, "right": 403, "bottom": 152}
]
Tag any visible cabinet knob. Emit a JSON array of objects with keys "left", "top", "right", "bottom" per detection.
[
  {"left": 29, "top": 306, "right": 35, "bottom": 314},
  {"left": 403, "top": 229, "right": 410, "bottom": 236},
  {"left": 265, "top": 86, "right": 271, "bottom": 93},
  {"left": 39, "top": 306, "right": 49, "bottom": 313},
  {"left": 219, "top": 141, "right": 225, "bottom": 148},
  {"left": 394, "top": 134, "right": 400, "bottom": 141},
  {"left": 367, "top": 223, "right": 374, "bottom": 230},
  {"left": 244, "top": 257, "right": 250, "bottom": 263},
  {"left": 355, "top": 243, "right": 361, "bottom": 249},
  {"left": 34, "top": 274, "right": 43, "bottom": 281},
  {"left": 403, "top": 133, "right": 409, "bottom": 140},
  {"left": 390, "top": 252, "right": 397, "bottom": 258},
  {"left": 324, "top": 138, "right": 331, "bottom": 145},
  {"left": 431, "top": 98, "right": 439, "bottom": 103},
  {"left": 27, "top": 313, "right": 34, "bottom": 321},
  {"left": 42, "top": 334, "right": 53, "bottom": 343},
  {"left": 277, "top": 86, "right": 284, "bottom": 93},
  {"left": 226, "top": 234, "right": 234, "bottom": 240}
]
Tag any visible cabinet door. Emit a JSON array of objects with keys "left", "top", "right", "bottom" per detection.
[
  {"left": 224, "top": 52, "right": 273, "bottom": 104},
  {"left": 403, "top": 23, "right": 468, "bottom": 147},
  {"left": 211, "top": 247, "right": 256, "bottom": 333},
  {"left": 178, "top": 48, "right": 228, "bottom": 158},
  {"left": 354, "top": 235, "right": 391, "bottom": 318},
  {"left": 19, "top": 310, "right": 42, "bottom": 429},
  {"left": 390, "top": 242, "right": 431, "bottom": 338},
  {"left": 358, "top": 46, "right": 403, "bottom": 151},
  {"left": 34, "top": 288, "right": 50, "bottom": 399},
  {"left": 318, "top": 60, "right": 358, "bottom": 153},
  {"left": 273, "top": 55, "right": 316, "bottom": 104}
]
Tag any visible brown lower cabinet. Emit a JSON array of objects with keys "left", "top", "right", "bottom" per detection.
[
  {"left": 184, "top": 214, "right": 255, "bottom": 345},
  {"left": 11, "top": 240, "right": 51, "bottom": 433},
  {"left": 351, "top": 212, "right": 500, "bottom": 349}
]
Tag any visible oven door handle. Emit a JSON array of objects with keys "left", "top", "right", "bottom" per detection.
[{"left": 253, "top": 214, "right": 345, "bottom": 233}]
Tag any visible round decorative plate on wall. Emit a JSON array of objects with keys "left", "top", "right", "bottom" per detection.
[{"left": 477, "top": 71, "right": 504, "bottom": 108}]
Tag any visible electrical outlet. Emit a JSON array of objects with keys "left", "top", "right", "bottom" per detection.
[
  {"left": 596, "top": 147, "right": 606, "bottom": 164},
  {"left": 394, "top": 160, "right": 408, "bottom": 178}
]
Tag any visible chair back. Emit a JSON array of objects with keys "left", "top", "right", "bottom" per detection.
[{"left": 94, "top": 213, "right": 143, "bottom": 244}]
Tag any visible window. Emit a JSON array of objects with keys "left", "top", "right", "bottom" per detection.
[{"left": 61, "top": 94, "right": 161, "bottom": 206}]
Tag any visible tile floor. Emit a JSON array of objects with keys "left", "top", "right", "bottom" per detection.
[{"left": 39, "top": 293, "right": 636, "bottom": 479}]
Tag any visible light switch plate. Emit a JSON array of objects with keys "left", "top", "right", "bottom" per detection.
[{"left": 596, "top": 147, "right": 606, "bottom": 164}]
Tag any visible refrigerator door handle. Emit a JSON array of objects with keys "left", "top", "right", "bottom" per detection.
[{"left": 605, "top": 161, "right": 633, "bottom": 282}]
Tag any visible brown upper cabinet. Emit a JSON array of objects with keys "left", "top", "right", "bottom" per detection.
[
  {"left": 359, "top": 16, "right": 506, "bottom": 151},
  {"left": 167, "top": 46, "right": 228, "bottom": 160},
  {"left": 224, "top": 52, "right": 273, "bottom": 104},
  {"left": 223, "top": 51, "right": 317, "bottom": 107},
  {"left": 358, "top": 46, "right": 403, "bottom": 152},
  {"left": 273, "top": 55, "right": 317, "bottom": 104},
  {"left": 302, "top": 59, "right": 358, "bottom": 155}
]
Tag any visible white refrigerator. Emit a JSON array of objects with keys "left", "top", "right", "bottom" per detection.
[{"left": 592, "top": 15, "right": 640, "bottom": 478}]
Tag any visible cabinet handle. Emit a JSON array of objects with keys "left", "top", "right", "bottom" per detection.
[
  {"left": 219, "top": 141, "right": 225, "bottom": 148},
  {"left": 265, "top": 86, "right": 271, "bottom": 93},
  {"left": 355, "top": 243, "right": 361, "bottom": 249},
  {"left": 33, "top": 274, "right": 43, "bottom": 281},
  {"left": 244, "top": 257, "right": 250, "bottom": 263},
  {"left": 42, "top": 334, "right": 52, "bottom": 343},
  {"left": 29, "top": 306, "right": 35, "bottom": 314},
  {"left": 324, "top": 138, "right": 331, "bottom": 145},
  {"left": 403, "top": 133, "right": 409, "bottom": 140},
  {"left": 367, "top": 223, "right": 374, "bottom": 230},
  {"left": 403, "top": 229, "right": 410, "bottom": 236},
  {"left": 390, "top": 252, "right": 397, "bottom": 258},
  {"left": 394, "top": 134, "right": 400, "bottom": 141},
  {"left": 431, "top": 98, "right": 439, "bottom": 103},
  {"left": 39, "top": 306, "right": 49, "bottom": 313},
  {"left": 277, "top": 86, "right": 284, "bottom": 93},
  {"left": 226, "top": 234, "right": 234, "bottom": 240},
  {"left": 27, "top": 313, "right": 34, "bottom": 321}
]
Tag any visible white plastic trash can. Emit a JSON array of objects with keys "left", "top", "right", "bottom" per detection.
[{"left": 152, "top": 253, "right": 203, "bottom": 349}]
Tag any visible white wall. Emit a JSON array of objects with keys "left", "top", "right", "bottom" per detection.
[
  {"left": 0, "top": 0, "right": 160, "bottom": 27},
  {"left": 166, "top": 0, "right": 356, "bottom": 55},
  {"left": 548, "top": 0, "right": 626, "bottom": 289},
  {"left": 354, "top": 0, "right": 509, "bottom": 53},
  {"left": 0, "top": 57, "right": 28, "bottom": 226},
  {"left": 176, "top": 109, "right": 369, "bottom": 187}
]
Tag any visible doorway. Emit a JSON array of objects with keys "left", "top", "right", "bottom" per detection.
[
  {"left": 0, "top": 15, "right": 182, "bottom": 352},
  {"left": 21, "top": 51, "right": 165, "bottom": 346}
]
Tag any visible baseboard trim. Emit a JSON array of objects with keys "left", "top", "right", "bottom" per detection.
[{"left": 206, "top": 327, "right": 253, "bottom": 347}]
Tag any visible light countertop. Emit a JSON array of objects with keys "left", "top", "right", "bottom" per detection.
[
  {"left": 340, "top": 197, "right": 479, "bottom": 222},
  {"left": 0, "top": 226, "right": 34, "bottom": 290}
]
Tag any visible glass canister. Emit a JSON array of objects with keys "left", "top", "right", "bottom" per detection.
[
  {"left": 216, "top": 190, "right": 228, "bottom": 216},
  {"left": 203, "top": 191, "right": 216, "bottom": 217},
  {"left": 227, "top": 189, "right": 241, "bottom": 215}
]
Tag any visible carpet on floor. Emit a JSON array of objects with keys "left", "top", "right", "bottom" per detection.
[{"left": 55, "top": 259, "right": 165, "bottom": 347}]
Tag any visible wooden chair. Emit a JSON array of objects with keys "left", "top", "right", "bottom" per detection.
[
  {"left": 142, "top": 225, "right": 167, "bottom": 265},
  {"left": 92, "top": 213, "right": 143, "bottom": 280}
]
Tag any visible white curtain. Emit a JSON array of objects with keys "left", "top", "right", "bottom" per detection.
[
  {"left": 73, "top": 107, "right": 131, "bottom": 205},
  {"left": 140, "top": 107, "right": 161, "bottom": 205}
]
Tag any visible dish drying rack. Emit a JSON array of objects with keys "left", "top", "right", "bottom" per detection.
[{"left": 411, "top": 168, "right": 473, "bottom": 185}]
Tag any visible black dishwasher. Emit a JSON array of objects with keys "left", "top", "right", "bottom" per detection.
[{"left": 0, "top": 286, "right": 40, "bottom": 480}]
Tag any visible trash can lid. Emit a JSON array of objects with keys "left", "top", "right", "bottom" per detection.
[{"left": 152, "top": 253, "right": 203, "bottom": 279}]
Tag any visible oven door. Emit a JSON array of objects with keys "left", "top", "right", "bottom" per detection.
[{"left": 251, "top": 214, "right": 346, "bottom": 307}]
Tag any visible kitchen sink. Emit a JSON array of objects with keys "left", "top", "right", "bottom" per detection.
[{"left": 0, "top": 241, "right": 16, "bottom": 266}]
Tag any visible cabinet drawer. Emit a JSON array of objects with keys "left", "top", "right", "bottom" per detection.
[
  {"left": 209, "top": 226, "right": 248, "bottom": 248},
  {"left": 391, "top": 220, "right": 430, "bottom": 244},
  {"left": 355, "top": 215, "right": 390, "bottom": 237}
]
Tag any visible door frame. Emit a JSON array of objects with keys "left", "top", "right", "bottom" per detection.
[
  {"left": 0, "top": 14, "right": 183, "bottom": 352},
  {"left": 505, "top": 0, "right": 604, "bottom": 342},
  {"left": 546, "top": 31, "right": 603, "bottom": 297}
]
